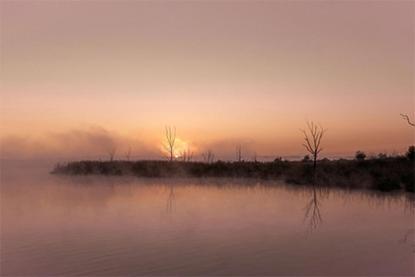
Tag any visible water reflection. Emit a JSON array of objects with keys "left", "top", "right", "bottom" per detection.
[
  {"left": 1, "top": 165, "right": 414, "bottom": 276},
  {"left": 303, "top": 185, "right": 323, "bottom": 232},
  {"left": 404, "top": 193, "right": 415, "bottom": 214},
  {"left": 166, "top": 185, "right": 176, "bottom": 214}
]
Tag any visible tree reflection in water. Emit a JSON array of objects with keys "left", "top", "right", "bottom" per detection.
[
  {"left": 303, "top": 184, "right": 323, "bottom": 232},
  {"left": 166, "top": 185, "right": 176, "bottom": 214},
  {"left": 400, "top": 194, "right": 414, "bottom": 252}
]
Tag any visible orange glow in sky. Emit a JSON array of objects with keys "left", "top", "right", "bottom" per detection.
[{"left": 0, "top": 1, "right": 414, "bottom": 160}]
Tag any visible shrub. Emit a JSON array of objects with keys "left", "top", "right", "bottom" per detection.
[
  {"left": 406, "top": 146, "right": 415, "bottom": 161},
  {"left": 302, "top": 155, "right": 311, "bottom": 162},
  {"left": 274, "top": 157, "right": 283, "bottom": 162},
  {"left": 355, "top": 151, "right": 366, "bottom": 161},
  {"left": 378, "top": 153, "right": 388, "bottom": 159}
]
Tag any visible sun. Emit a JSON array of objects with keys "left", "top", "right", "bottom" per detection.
[
  {"left": 161, "top": 137, "right": 194, "bottom": 159},
  {"left": 172, "top": 138, "right": 188, "bottom": 158}
]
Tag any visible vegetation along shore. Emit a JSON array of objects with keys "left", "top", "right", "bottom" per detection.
[{"left": 52, "top": 146, "right": 414, "bottom": 193}]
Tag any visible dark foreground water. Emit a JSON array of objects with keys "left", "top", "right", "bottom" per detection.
[{"left": 1, "top": 161, "right": 414, "bottom": 276}]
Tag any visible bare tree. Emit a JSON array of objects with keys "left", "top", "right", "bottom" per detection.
[
  {"left": 107, "top": 145, "right": 117, "bottom": 161},
  {"left": 164, "top": 126, "right": 176, "bottom": 161},
  {"left": 202, "top": 150, "right": 215, "bottom": 163},
  {"left": 188, "top": 151, "right": 193, "bottom": 162},
  {"left": 301, "top": 121, "right": 326, "bottom": 172},
  {"left": 236, "top": 145, "right": 242, "bottom": 162},
  {"left": 180, "top": 151, "right": 186, "bottom": 162},
  {"left": 125, "top": 146, "right": 132, "bottom": 161},
  {"left": 401, "top": 114, "right": 415, "bottom": 127},
  {"left": 180, "top": 149, "right": 193, "bottom": 162}
]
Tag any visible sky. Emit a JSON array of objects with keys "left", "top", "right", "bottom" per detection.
[{"left": 0, "top": 1, "right": 414, "bottom": 161}]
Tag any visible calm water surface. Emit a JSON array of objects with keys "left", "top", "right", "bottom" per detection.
[{"left": 1, "top": 162, "right": 414, "bottom": 276}]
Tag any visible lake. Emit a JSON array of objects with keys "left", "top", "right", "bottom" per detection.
[{"left": 1, "top": 161, "right": 414, "bottom": 275}]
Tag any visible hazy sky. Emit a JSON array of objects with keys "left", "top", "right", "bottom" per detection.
[{"left": 1, "top": 1, "right": 414, "bottom": 160}]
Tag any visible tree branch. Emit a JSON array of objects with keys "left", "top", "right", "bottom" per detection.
[{"left": 401, "top": 114, "right": 415, "bottom": 127}]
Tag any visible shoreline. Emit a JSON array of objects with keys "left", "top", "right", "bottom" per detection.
[{"left": 52, "top": 158, "right": 414, "bottom": 193}]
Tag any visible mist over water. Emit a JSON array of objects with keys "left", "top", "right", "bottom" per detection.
[
  {"left": 1, "top": 1, "right": 414, "bottom": 275},
  {"left": 1, "top": 161, "right": 414, "bottom": 276}
]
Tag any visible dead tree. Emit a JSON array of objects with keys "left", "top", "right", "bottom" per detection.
[
  {"left": 401, "top": 114, "right": 415, "bottom": 127},
  {"left": 236, "top": 145, "right": 242, "bottom": 162},
  {"left": 180, "top": 149, "right": 193, "bottom": 162},
  {"left": 125, "top": 146, "right": 132, "bottom": 161},
  {"left": 107, "top": 145, "right": 117, "bottom": 161},
  {"left": 164, "top": 126, "right": 176, "bottom": 161},
  {"left": 187, "top": 151, "right": 193, "bottom": 162},
  {"left": 301, "top": 121, "right": 326, "bottom": 172},
  {"left": 202, "top": 150, "right": 215, "bottom": 163},
  {"left": 180, "top": 151, "right": 187, "bottom": 162}
]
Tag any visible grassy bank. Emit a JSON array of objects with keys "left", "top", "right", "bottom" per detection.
[{"left": 52, "top": 155, "right": 414, "bottom": 192}]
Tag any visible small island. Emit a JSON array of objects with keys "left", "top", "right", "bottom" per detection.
[{"left": 52, "top": 146, "right": 414, "bottom": 193}]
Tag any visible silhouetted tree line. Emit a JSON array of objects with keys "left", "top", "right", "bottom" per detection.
[
  {"left": 52, "top": 145, "right": 414, "bottom": 192},
  {"left": 54, "top": 117, "right": 414, "bottom": 193}
]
